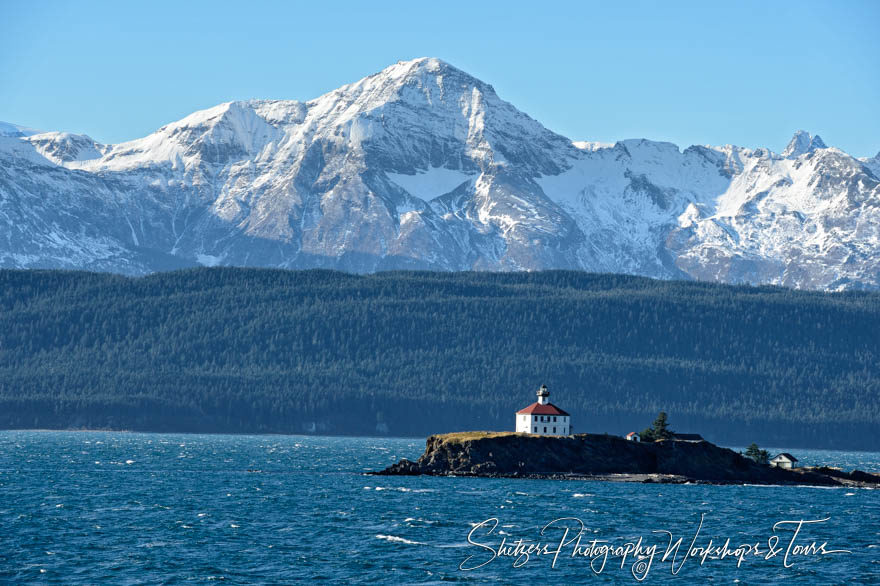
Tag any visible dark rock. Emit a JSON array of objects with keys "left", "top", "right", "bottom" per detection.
[
  {"left": 846, "top": 470, "right": 880, "bottom": 484},
  {"left": 371, "top": 432, "right": 876, "bottom": 487}
]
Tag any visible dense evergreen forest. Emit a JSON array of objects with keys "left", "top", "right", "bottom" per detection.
[{"left": 0, "top": 268, "right": 878, "bottom": 450}]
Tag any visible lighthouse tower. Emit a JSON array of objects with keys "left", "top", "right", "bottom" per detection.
[
  {"left": 536, "top": 384, "right": 550, "bottom": 405},
  {"left": 515, "top": 384, "right": 571, "bottom": 436}
]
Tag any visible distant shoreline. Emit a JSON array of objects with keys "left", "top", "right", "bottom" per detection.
[
  {"left": 0, "top": 428, "right": 429, "bottom": 442},
  {"left": 2, "top": 269, "right": 878, "bottom": 452},
  {"left": 4, "top": 428, "right": 880, "bottom": 455},
  {"left": 7, "top": 425, "right": 868, "bottom": 451}
]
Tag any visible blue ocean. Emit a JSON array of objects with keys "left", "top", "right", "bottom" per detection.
[{"left": 1, "top": 431, "right": 878, "bottom": 583}]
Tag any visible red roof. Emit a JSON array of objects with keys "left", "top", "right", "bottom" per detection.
[{"left": 516, "top": 402, "right": 569, "bottom": 416}]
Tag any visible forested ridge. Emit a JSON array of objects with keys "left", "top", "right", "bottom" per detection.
[{"left": 0, "top": 268, "right": 878, "bottom": 449}]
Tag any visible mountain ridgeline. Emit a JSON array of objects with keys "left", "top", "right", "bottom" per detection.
[
  {"left": 0, "top": 269, "right": 878, "bottom": 449},
  {"left": 1, "top": 58, "right": 879, "bottom": 289}
]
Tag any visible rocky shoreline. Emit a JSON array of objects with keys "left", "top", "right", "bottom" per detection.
[{"left": 372, "top": 432, "right": 880, "bottom": 487}]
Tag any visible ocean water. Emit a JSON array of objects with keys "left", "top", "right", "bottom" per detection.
[{"left": 0, "top": 432, "right": 878, "bottom": 584}]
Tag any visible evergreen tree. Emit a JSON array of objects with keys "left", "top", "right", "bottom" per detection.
[
  {"left": 653, "top": 412, "right": 672, "bottom": 440},
  {"left": 745, "top": 443, "right": 770, "bottom": 465},
  {"left": 641, "top": 411, "right": 673, "bottom": 441}
]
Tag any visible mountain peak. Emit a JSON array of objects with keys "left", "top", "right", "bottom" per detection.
[
  {"left": 782, "top": 130, "right": 827, "bottom": 158},
  {"left": 0, "top": 121, "right": 42, "bottom": 138},
  {"left": 339, "top": 57, "right": 495, "bottom": 101},
  {"left": 24, "top": 131, "right": 105, "bottom": 164},
  {"left": 397, "top": 56, "right": 450, "bottom": 70},
  {"left": 384, "top": 57, "right": 465, "bottom": 78}
]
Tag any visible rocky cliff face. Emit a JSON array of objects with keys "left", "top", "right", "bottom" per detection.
[
  {"left": 2, "top": 58, "right": 879, "bottom": 289},
  {"left": 375, "top": 432, "right": 880, "bottom": 486}
]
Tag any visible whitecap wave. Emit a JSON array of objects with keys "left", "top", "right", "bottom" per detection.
[
  {"left": 375, "top": 534, "right": 424, "bottom": 545},
  {"left": 404, "top": 517, "right": 439, "bottom": 525}
]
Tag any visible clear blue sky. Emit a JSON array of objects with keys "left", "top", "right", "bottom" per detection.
[{"left": 3, "top": 0, "right": 878, "bottom": 156}]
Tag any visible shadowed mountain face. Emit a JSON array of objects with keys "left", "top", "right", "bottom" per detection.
[{"left": 1, "top": 58, "right": 878, "bottom": 289}]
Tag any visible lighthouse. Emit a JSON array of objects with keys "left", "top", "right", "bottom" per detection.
[{"left": 515, "top": 384, "right": 571, "bottom": 436}]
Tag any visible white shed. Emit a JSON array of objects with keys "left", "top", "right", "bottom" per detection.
[{"left": 769, "top": 453, "right": 799, "bottom": 469}]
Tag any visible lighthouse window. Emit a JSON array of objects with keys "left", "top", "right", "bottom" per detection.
[
  {"left": 553, "top": 427, "right": 556, "bottom": 433},
  {"left": 553, "top": 416, "right": 557, "bottom": 422},
  {"left": 543, "top": 427, "right": 547, "bottom": 433},
  {"left": 533, "top": 427, "right": 537, "bottom": 433}
]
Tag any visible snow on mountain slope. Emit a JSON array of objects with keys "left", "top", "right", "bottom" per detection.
[
  {"left": 0, "top": 59, "right": 878, "bottom": 289},
  {"left": 669, "top": 147, "right": 880, "bottom": 289},
  {"left": 860, "top": 152, "right": 880, "bottom": 178},
  {"left": 0, "top": 122, "right": 41, "bottom": 137},
  {"left": 25, "top": 132, "right": 106, "bottom": 165}
]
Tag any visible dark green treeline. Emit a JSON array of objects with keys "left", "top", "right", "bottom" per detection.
[{"left": 0, "top": 268, "right": 877, "bottom": 450}]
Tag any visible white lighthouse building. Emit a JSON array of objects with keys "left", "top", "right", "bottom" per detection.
[{"left": 515, "top": 385, "right": 571, "bottom": 436}]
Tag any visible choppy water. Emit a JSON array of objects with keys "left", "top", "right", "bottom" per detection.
[{"left": 0, "top": 431, "right": 878, "bottom": 583}]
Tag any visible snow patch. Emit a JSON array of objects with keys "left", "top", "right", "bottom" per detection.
[
  {"left": 197, "top": 254, "right": 224, "bottom": 267},
  {"left": 387, "top": 167, "right": 476, "bottom": 201},
  {"left": 573, "top": 140, "right": 614, "bottom": 151}
]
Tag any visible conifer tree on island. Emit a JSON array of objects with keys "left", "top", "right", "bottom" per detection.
[
  {"left": 640, "top": 411, "right": 673, "bottom": 442},
  {"left": 744, "top": 443, "right": 770, "bottom": 465}
]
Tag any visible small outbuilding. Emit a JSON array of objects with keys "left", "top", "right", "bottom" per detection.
[
  {"left": 625, "top": 432, "right": 640, "bottom": 442},
  {"left": 671, "top": 433, "right": 704, "bottom": 442},
  {"left": 770, "top": 453, "right": 799, "bottom": 469}
]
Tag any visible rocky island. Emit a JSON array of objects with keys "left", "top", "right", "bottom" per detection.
[{"left": 374, "top": 432, "right": 880, "bottom": 487}]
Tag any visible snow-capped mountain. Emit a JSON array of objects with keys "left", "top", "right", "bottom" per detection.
[{"left": 1, "top": 58, "right": 878, "bottom": 289}]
